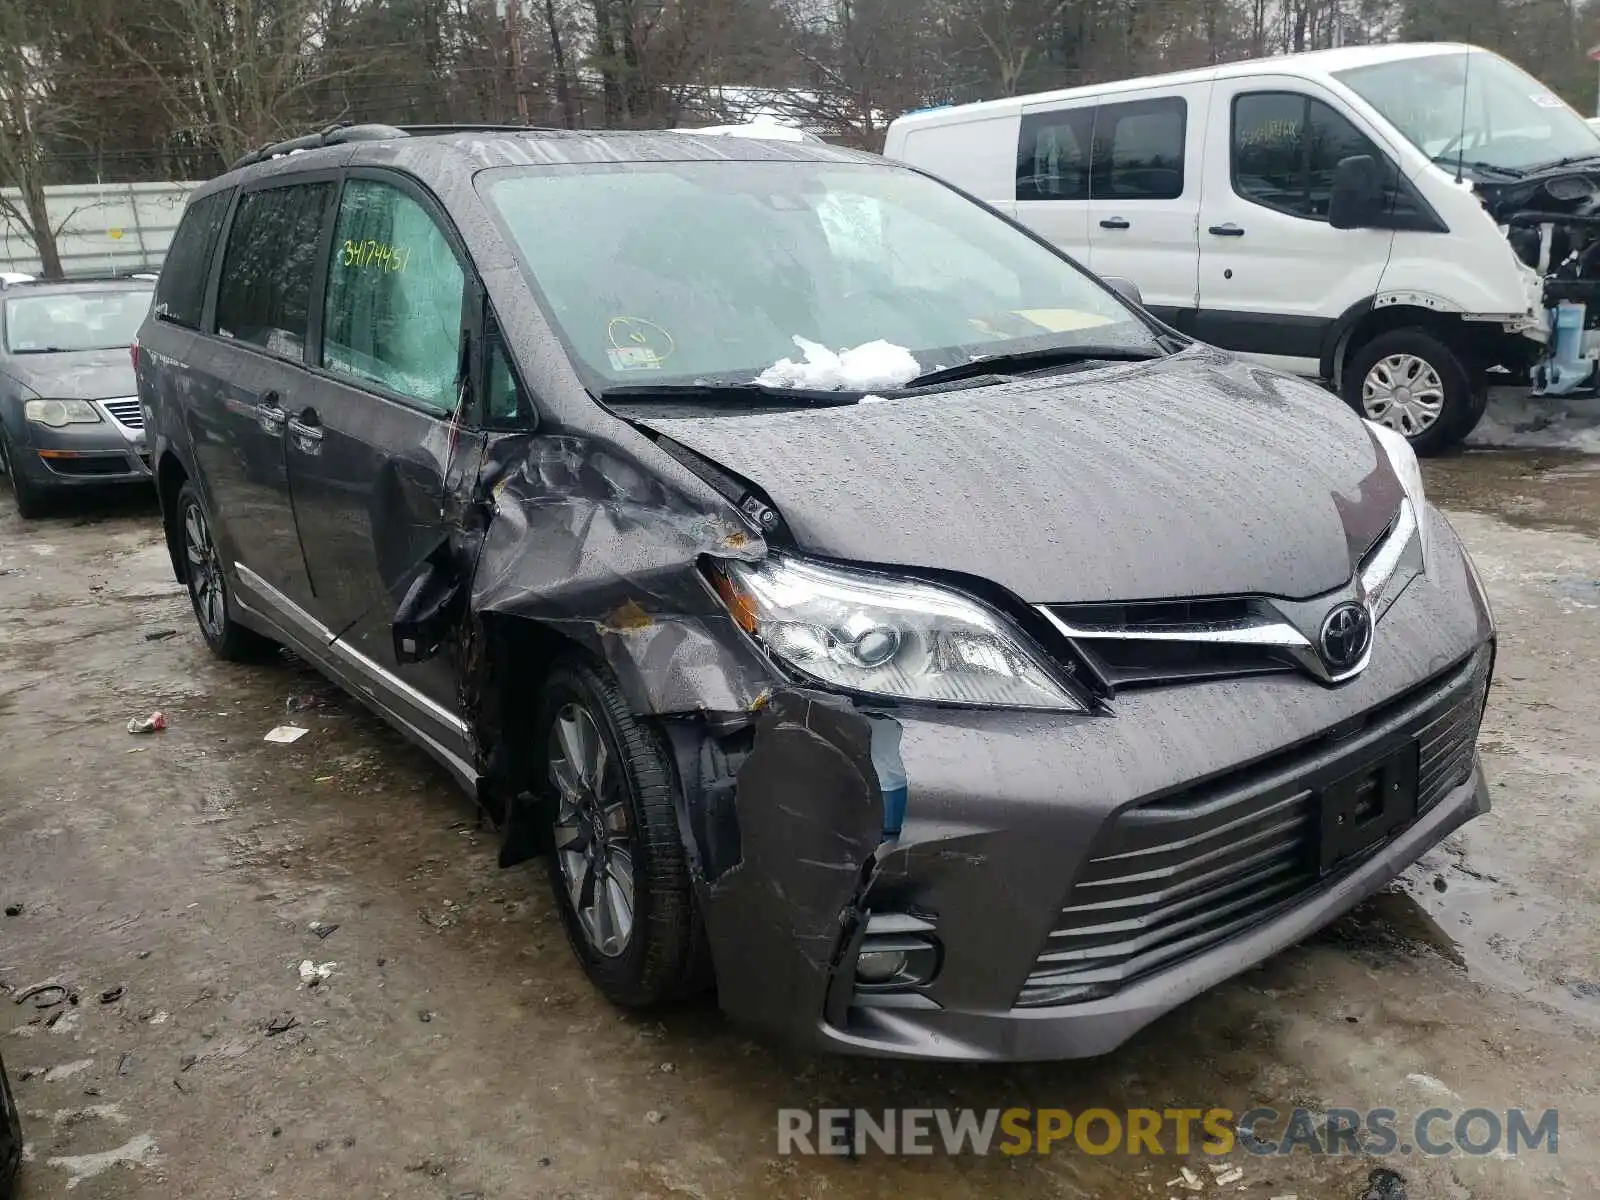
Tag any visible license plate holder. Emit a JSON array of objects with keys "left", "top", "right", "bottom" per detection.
[{"left": 1318, "top": 743, "right": 1420, "bottom": 874}]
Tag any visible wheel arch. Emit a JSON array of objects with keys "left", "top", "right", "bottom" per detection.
[
  {"left": 155, "top": 450, "right": 191, "bottom": 583},
  {"left": 1323, "top": 301, "right": 1480, "bottom": 392}
]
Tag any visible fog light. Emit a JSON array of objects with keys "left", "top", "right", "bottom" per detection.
[{"left": 854, "top": 949, "right": 909, "bottom": 983}]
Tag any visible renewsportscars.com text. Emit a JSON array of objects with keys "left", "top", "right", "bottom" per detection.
[{"left": 777, "top": 1106, "right": 1559, "bottom": 1158}]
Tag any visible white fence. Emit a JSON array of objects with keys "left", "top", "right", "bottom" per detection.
[{"left": 0, "top": 181, "right": 200, "bottom": 277}]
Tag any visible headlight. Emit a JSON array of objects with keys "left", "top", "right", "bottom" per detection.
[
  {"left": 709, "top": 554, "right": 1087, "bottom": 711},
  {"left": 24, "top": 398, "right": 102, "bottom": 427},
  {"left": 1365, "top": 420, "right": 1430, "bottom": 566}
]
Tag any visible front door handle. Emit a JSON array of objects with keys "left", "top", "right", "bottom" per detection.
[
  {"left": 1208, "top": 223, "right": 1246, "bottom": 237},
  {"left": 1099, "top": 217, "right": 1131, "bottom": 230},
  {"left": 255, "top": 390, "right": 286, "bottom": 435},
  {"left": 286, "top": 408, "right": 324, "bottom": 455}
]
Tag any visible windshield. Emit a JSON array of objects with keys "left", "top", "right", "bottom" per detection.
[
  {"left": 3, "top": 289, "right": 152, "bottom": 354},
  {"left": 1336, "top": 50, "right": 1600, "bottom": 173},
  {"left": 480, "top": 159, "right": 1157, "bottom": 390}
]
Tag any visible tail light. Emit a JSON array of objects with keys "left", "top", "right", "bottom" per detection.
[{"left": 130, "top": 338, "right": 140, "bottom": 371}]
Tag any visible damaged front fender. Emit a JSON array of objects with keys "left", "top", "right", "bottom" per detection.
[{"left": 468, "top": 432, "right": 776, "bottom": 718}]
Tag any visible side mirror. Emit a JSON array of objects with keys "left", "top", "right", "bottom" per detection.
[
  {"left": 1102, "top": 275, "right": 1144, "bottom": 308},
  {"left": 392, "top": 557, "right": 465, "bottom": 665},
  {"left": 1329, "top": 154, "right": 1385, "bottom": 230}
]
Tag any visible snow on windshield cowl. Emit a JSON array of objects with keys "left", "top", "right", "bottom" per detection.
[{"left": 755, "top": 336, "right": 920, "bottom": 392}]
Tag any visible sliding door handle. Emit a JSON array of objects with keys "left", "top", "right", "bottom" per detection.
[{"left": 1208, "top": 223, "right": 1246, "bottom": 237}]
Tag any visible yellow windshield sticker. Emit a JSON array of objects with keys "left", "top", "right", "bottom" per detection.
[{"left": 606, "top": 316, "right": 675, "bottom": 370}]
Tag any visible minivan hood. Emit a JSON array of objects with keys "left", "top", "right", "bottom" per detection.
[
  {"left": 2, "top": 348, "right": 134, "bottom": 401},
  {"left": 630, "top": 352, "right": 1403, "bottom": 604}
]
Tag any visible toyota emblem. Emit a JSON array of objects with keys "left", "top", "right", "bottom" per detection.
[{"left": 1319, "top": 601, "right": 1373, "bottom": 673}]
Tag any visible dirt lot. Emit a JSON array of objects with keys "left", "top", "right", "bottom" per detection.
[{"left": 2, "top": 446, "right": 1598, "bottom": 1200}]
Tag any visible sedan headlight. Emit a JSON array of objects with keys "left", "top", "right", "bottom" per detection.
[
  {"left": 1361, "top": 421, "right": 1433, "bottom": 616},
  {"left": 709, "top": 554, "right": 1087, "bottom": 710},
  {"left": 24, "top": 398, "right": 103, "bottom": 427}
]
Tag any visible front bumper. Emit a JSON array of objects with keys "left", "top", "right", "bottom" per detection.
[
  {"left": 696, "top": 508, "right": 1494, "bottom": 1061},
  {"left": 10, "top": 417, "right": 152, "bottom": 487}
]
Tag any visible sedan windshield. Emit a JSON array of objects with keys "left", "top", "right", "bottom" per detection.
[
  {"left": 3, "top": 289, "right": 152, "bottom": 354},
  {"left": 480, "top": 159, "right": 1157, "bottom": 389},
  {"left": 1336, "top": 50, "right": 1600, "bottom": 174}
]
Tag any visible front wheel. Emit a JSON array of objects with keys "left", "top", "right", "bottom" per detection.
[
  {"left": 0, "top": 432, "right": 50, "bottom": 519},
  {"left": 536, "top": 656, "right": 710, "bottom": 1008},
  {"left": 1342, "top": 328, "right": 1480, "bottom": 456}
]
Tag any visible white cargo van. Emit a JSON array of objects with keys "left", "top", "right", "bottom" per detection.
[{"left": 885, "top": 43, "right": 1600, "bottom": 453}]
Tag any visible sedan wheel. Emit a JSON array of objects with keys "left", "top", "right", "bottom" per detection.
[
  {"left": 549, "top": 702, "right": 636, "bottom": 959},
  {"left": 1362, "top": 353, "right": 1445, "bottom": 437}
]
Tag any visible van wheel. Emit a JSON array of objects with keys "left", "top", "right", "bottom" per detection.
[
  {"left": 1342, "top": 328, "right": 1478, "bottom": 456},
  {"left": 176, "top": 481, "right": 274, "bottom": 661},
  {"left": 536, "top": 656, "right": 710, "bottom": 1008}
]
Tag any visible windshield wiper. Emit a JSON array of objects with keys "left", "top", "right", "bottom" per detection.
[
  {"left": 598, "top": 381, "right": 861, "bottom": 408},
  {"left": 1528, "top": 152, "right": 1600, "bottom": 173},
  {"left": 904, "top": 344, "right": 1164, "bottom": 389},
  {"left": 1433, "top": 156, "right": 1524, "bottom": 179}
]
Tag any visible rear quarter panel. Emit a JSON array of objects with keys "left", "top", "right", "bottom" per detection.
[{"left": 885, "top": 111, "right": 1021, "bottom": 217}]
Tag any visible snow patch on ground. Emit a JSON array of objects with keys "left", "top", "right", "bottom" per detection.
[
  {"left": 756, "top": 337, "right": 920, "bottom": 392},
  {"left": 41, "top": 1059, "right": 94, "bottom": 1082},
  {"left": 1469, "top": 390, "right": 1600, "bottom": 453},
  {"left": 47, "top": 1132, "right": 161, "bottom": 1189}
]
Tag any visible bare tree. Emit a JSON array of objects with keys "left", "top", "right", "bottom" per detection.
[
  {"left": 0, "top": 0, "right": 80, "bottom": 276},
  {"left": 115, "top": 0, "right": 365, "bottom": 165}
]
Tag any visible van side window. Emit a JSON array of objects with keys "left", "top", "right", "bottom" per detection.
[
  {"left": 155, "top": 190, "right": 229, "bottom": 329},
  {"left": 1232, "top": 92, "right": 1409, "bottom": 221},
  {"left": 1089, "top": 98, "right": 1186, "bottom": 200},
  {"left": 1017, "top": 109, "right": 1093, "bottom": 201},
  {"left": 321, "top": 179, "right": 466, "bottom": 416},
  {"left": 214, "top": 182, "right": 333, "bottom": 358}
]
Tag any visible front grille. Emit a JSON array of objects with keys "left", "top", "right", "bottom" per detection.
[
  {"left": 101, "top": 397, "right": 143, "bottom": 428},
  {"left": 1041, "top": 597, "right": 1300, "bottom": 688},
  {"left": 44, "top": 454, "right": 136, "bottom": 477},
  {"left": 1017, "top": 649, "right": 1490, "bottom": 1008}
]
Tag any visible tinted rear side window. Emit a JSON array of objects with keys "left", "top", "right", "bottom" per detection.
[
  {"left": 1016, "top": 98, "right": 1186, "bottom": 202},
  {"left": 1090, "top": 98, "right": 1186, "bottom": 200},
  {"left": 214, "top": 182, "right": 333, "bottom": 357},
  {"left": 1018, "top": 108, "right": 1093, "bottom": 201},
  {"left": 154, "top": 190, "right": 229, "bottom": 329}
]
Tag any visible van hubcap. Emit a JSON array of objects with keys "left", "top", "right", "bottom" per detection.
[
  {"left": 1363, "top": 354, "right": 1445, "bottom": 436},
  {"left": 549, "top": 703, "right": 635, "bottom": 958},
  {"left": 183, "top": 500, "right": 226, "bottom": 640}
]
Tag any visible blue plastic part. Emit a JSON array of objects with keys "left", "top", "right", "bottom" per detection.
[
  {"left": 867, "top": 714, "right": 907, "bottom": 839},
  {"left": 1532, "top": 301, "right": 1597, "bottom": 397}
]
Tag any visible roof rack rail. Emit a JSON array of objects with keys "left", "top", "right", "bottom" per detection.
[
  {"left": 229, "top": 121, "right": 558, "bottom": 171},
  {"left": 229, "top": 123, "right": 408, "bottom": 171},
  {"left": 394, "top": 123, "right": 557, "bottom": 135}
]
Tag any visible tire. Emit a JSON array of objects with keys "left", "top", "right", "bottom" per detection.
[
  {"left": 1342, "top": 327, "right": 1479, "bottom": 457},
  {"left": 0, "top": 432, "right": 50, "bottom": 519},
  {"left": 0, "top": 1056, "right": 19, "bottom": 1200},
  {"left": 535, "top": 655, "right": 710, "bottom": 1008},
  {"left": 175, "top": 481, "right": 274, "bottom": 661}
]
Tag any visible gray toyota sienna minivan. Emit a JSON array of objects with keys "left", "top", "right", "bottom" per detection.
[{"left": 138, "top": 123, "right": 1495, "bottom": 1061}]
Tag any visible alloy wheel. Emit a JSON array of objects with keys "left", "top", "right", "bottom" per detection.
[
  {"left": 549, "top": 703, "right": 636, "bottom": 958},
  {"left": 1361, "top": 353, "right": 1446, "bottom": 437},
  {"left": 183, "top": 499, "right": 226, "bottom": 642}
]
